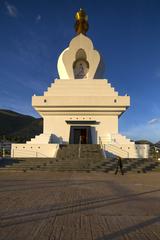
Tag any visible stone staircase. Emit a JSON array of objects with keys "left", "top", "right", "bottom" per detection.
[
  {"left": 0, "top": 145, "right": 104, "bottom": 172},
  {"left": 93, "top": 158, "right": 160, "bottom": 173},
  {"left": 56, "top": 144, "right": 104, "bottom": 160},
  {"left": 0, "top": 144, "right": 160, "bottom": 173}
]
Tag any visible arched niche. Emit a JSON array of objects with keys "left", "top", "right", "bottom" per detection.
[{"left": 73, "top": 49, "right": 89, "bottom": 79}]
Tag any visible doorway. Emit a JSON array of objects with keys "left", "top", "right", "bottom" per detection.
[{"left": 69, "top": 126, "right": 92, "bottom": 144}]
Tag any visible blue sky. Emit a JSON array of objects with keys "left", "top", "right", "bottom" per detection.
[{"left": 0, "top": 0, "right": 160, "bottom": 142}]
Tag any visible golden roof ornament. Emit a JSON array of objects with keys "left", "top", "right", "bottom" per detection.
[{"left": 74, "top": 8, "right": 89, "bottom": 35}]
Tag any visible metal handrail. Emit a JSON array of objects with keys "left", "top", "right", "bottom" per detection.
[
  {"left": 99, "top": 137, "right": 106, "bottom": 158},
  {"left": 12, "top": 149, "right": 51, "bottom": 158},
  {"left": 107, "top": 144, "right": 129, "bottom": 158},
  {"left": 99, "top": 136, "right": 129, "bottom": 158},
  {"left": 78, "top": 136, "right": 81, "bottom": 158}
]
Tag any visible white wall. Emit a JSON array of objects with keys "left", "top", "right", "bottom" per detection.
[
  {"left": 43, "top": 115, "right": 118, "bottom": 143},
  {"left": 11, "top": 144, "right": 59, "bottom": 158},
  {"left": 104, "top": 144, "right": 149, "bottom": 158}
]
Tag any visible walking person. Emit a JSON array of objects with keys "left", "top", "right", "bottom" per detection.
[{"left": 115, "top": 156, "right": 124, "bottom": 175}]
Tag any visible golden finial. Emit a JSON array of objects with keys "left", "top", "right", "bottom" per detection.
[{"left": 74, "top": 8, "right": 89, "bottom": 35}]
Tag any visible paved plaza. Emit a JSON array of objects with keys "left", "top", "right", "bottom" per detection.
[{"left": 0, "top": 172, "right": 160, "bottom": 240}]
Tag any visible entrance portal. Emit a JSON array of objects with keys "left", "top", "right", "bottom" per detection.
[
  {"left": 74, "top": 128, "right": 87, "bottom": 144},
  {"left": 69, "top": 126, "right": 92, "bottom": 144}
]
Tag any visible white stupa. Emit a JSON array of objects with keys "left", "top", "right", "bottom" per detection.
[{"left": 12, "top": 9, "right": 149, "bottom": 158}]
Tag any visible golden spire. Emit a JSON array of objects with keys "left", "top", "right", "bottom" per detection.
[{"left": 74, "top": 8, "right": 89, "bottom": 35}]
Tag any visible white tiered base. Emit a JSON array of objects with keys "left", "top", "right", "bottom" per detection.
[
  {"left": 12, "top": 133, "right": 59, "bottom": 158},
  {"left": 26, "top": 133, "right": 53, "bottom": 144},
  {"left": 12, "top": 133, "right": 149, "bottom": 158},
  {"left": 100, "top": 134, "right": 149, "bottom": 158}
]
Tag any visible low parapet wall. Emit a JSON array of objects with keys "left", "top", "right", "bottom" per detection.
[
  {"left": 11, "top": 144, "right": 59, "bottom": 158},
  {"left": 104, "top": 144, "right": 149, "bottom": 158},
  {"left": 135, "top": 144, "right": 150, "bottom": 158}
]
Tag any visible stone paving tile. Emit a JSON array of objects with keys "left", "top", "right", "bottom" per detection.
[{"left": 0, "top": 172, "right": 160, "bottom": 240}]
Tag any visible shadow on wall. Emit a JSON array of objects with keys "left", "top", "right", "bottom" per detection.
[
  {"left": 51, "top": 134, "right": 64, "bottom": 144},
  {"left": 91, "top": 127, "right": 97, "bottom": 144},
  {"left": 94, "top": 55, "right": 105, "bottom": 79}
]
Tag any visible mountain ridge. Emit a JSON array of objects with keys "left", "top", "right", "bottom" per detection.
[{"left": 0, "top": 109, "right": 42, "bottom": 142}]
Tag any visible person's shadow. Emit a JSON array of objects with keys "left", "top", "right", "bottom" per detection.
[{"left": 96, "top": 215, "right": 160, "bottom": 240}]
